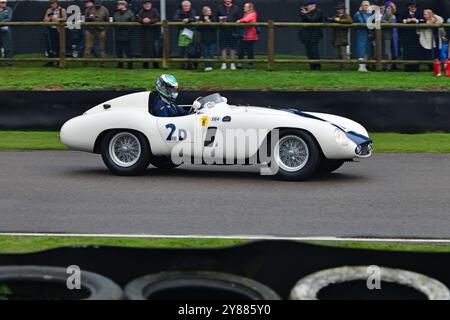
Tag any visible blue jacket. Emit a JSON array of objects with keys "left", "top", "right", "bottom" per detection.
[
  {"left": 151, "top": 94, "right": 188, "bottom": 117},
  {"left": 353, "top": 10, "right": 373, "bottom": 59}
]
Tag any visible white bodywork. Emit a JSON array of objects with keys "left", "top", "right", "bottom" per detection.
[{"left": 60, "top": 91, "right": 372, "bottom": 162}]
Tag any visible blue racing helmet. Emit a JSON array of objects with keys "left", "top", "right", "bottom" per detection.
[{"left": 156, "top": 74, "right": 179, "bottom": 102}]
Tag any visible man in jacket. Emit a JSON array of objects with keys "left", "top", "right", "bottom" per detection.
[
  {"left": 400, "top": 0, "right": 422, "bottom": 71},
  {"left": 173, "top": 0, "right": 196, "bottom": 69},
  {"left": 298, "top": 0, "right": 323, "bottom": 70},
  {"left": 84, "top": 0, "right": 110, "bottom": 67},
  {"left": 0, "top": 0, "right": 12, "bottom": 67},
  {"left": 137, "top": 0, "right": 160, "bottom": 69},
  {"left": 217, "top": 0, "right": 239, "bottom": 70},
  {"left": 326, "top": 2, "right": 352, "bottom": 70},
  {"left": 113, "top": 0, "right": 135, "bottom": 69},
  {"left": 43, "top": 0, "right": 67, "bottom": 67}
]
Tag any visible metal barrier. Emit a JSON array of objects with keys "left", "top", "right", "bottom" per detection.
[{"left": 0, "top": 21, "right": 448, "bottom": 70}]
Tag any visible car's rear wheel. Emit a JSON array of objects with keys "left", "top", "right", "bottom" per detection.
[
  {"left": 149, "top": 155, "right": 180, "bottom": 170},
  {"left": 272, "top": 129, "right": 321, "bottom": 181},
  {"left": 101, "top": 130, "right": 151, "bottom": 176},
  {"left": 317, "top": 159, "right": 345, "bottom": 174}
]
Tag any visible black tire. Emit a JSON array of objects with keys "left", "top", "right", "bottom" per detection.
[
  {"left": 101, "top": 130, "right": 151, "bottom": 176},
  {"left": 317, "top": 159, "right": 345, "bottom": 174},
  {"left": 124, "top": 271, "right": 281, "bottom": 300},
  {"left": 0, "top": 265, "right": 123, "bottom": 300},
  {"left": 271, "top": 129, "right": 321, "bottom": 181},
  {"left": 149, "top": 155, "right": 180, "bottom": 170}
]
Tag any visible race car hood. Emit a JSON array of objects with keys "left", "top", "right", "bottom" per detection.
[{"left": 281, "top": 108, "right": 369, "bottom": 136}]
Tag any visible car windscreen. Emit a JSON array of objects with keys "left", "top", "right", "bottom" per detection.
[{"left": 199, "top": 93, "right": 226, "bottom": 108}]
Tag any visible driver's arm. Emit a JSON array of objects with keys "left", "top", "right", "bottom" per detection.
[{"left": 176, "top": 104, "right": 189, "bottom": 116}]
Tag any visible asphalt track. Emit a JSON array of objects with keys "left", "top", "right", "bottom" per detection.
[{"left": 0, "top": 151, "right": 449, "bottom": 239}]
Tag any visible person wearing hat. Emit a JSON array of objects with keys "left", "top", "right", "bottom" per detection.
[
  {"left": 113, "top": 0, "right": 135, "bottom": 69},
  {"left": 0, "top": 0, "right": 13, "bottom": 67},
  {"left": 137, "top": 0, "right": 160, "bottom": 69},
  {"left": 43, "top": 0, "right": 67, "bottom": 67},
  {"left": 83, "top": 0, "right": 110, "bottom": 67},
  {"left": 298, "top": 0, "right": 323, "bottom": 71},
  {"left": 399, "top": 0, "right": 422, "bottom": 71},
  {"left": 326, "top": 2, "right": 352, "bottom": 71},
  {"left": 353, "top": 1, "right": 373, "bottom": 72}
]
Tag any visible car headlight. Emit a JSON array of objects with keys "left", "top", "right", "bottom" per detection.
[{"left": 334, "top": 128, "right": 349, "bottom": 146}]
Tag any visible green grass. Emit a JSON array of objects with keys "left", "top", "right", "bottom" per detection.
[
  {"left": 1, "top": 66, "right": 450, "bottom": 91},
  {"left": 1, "top": 131, "right": 449, "bottom": 153},
  {"left": 0, "top": 235, "right": 449, "bottom": 253},
  {"left": 370, "top": 133, "right": 450, "bottom": 153},
  {"left": 0, "top": 131, "right": 67, "bottom": 151},
  {"left": 0, "top": 235, "right": 244, "bottom": 253}
]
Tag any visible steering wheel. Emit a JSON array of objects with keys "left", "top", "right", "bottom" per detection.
[{"left": 189, "top": 97, "right": 203, "bottom": 114}]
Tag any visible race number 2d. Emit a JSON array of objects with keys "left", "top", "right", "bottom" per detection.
[{"left": 165, "top": 123, "right": 187, "bottom": 141}]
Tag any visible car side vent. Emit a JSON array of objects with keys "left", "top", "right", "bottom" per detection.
[{"left": 222, "top": 116, "right": 231, "bottom": 122}]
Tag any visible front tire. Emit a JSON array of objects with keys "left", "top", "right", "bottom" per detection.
[
  {"left": 101, "top": 130, "right": 151, "bottom": 176},
  {"left": 272, "top": 129, "right": 321, "bottom": 181}
]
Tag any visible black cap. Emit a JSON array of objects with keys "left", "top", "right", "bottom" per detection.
[
  {"left": 406, "top": 0, "right": 417, "bottom": 7},
  {"left": 304, "top": 0, "right": 316, "bottom": 5},
  {"left": 143, "top": 0, "right": 152, "bottom": 3}
]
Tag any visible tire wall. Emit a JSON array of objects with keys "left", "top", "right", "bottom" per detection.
[{"left": 1, "top": 90, "right": 450, "bottom": 132}]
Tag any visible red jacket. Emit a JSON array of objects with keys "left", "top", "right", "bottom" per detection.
[{"left": 239, "top": 12, "right": 258, "bottom": 41}]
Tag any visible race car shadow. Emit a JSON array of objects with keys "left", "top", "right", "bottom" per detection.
[
  {"left": 64, "top": 166, "right": 368, "bottom": 183},
  {"left": 144, "top": 166, "right": 368, "bottom": 183}
]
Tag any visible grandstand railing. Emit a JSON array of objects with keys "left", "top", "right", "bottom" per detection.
[{"left": 0, "top": 21, "right": 447, "bottom": 70}]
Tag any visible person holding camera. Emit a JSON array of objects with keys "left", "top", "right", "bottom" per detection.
[
  {"left": 83, "top": 0, "right": 110, "bottom": 67},
  {"left": 399, "top": 0, "right": 422, "bottom": 72},
  {"left": 43, "top": 0, "right": 67, "bottom": 67},
  {"left": 298, "top": 0, "right": 323, "bottom": 70},
  {"left": 326, "top": 2, "right": 352, "bottom": 71}
]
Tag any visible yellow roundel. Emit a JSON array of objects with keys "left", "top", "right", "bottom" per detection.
[{"left": 200, "top": 116, "right": 209, "bottom": 127}]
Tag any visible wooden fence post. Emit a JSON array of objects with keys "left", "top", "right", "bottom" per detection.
[
  {"left": 267, "top": 20, "right": 275, "bottom": 71},
  {"left": 58, "top": 22, "right": 66, "bottom": 68},
  {"left": 375, "top": 26, "right": 382, "bottom": 71},
  {"left": 162, "top": 20, "right": 170, "bottom": 69}
]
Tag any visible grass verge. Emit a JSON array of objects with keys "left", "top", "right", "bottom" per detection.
[
  {"left": 0, "top": 235, "right": 449, "bottom": 253},
  {"left": 1, "top": 66, "right": 450, "bottom": 91},
  {"left": 1, "top": 131, "right": 449, "bottom": 153}
]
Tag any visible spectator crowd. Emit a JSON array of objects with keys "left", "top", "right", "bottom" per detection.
[{"left": 0, "top": 0, "right": 449, "bottom": 72}]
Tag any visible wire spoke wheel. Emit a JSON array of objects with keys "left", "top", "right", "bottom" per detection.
[
  {"left": 274, "top": 135, "right": 309, "bottom": 172},
  {"left": 109, "top": 132, "right": 142, "bottom": 168}
]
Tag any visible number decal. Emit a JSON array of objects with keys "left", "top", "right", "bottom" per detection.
[{"left": 165, "top": 123, "right": 176, "bottom": 141}]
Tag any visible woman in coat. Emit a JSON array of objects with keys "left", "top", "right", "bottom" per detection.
[{"left": 353, "top": 1, "right": 373, "bottom": 72}]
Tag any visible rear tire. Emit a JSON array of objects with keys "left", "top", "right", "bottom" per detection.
[
  {"left": 101, "top": 130, "right": 151, "bottom": 176},
  {"left": 271, "top": 129, "right": 321, "bottom": 181}
]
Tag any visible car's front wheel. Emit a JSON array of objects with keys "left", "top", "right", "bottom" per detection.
[
  {"left": 101, "top": 130, "right": 151, "bottom": 176},
  {"left": 272, "top": 129, "right": 321, "bottom": 181}
]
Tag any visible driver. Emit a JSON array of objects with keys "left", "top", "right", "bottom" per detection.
[{"left": 150, "top": 74, "right": 188, "bottom": 117}]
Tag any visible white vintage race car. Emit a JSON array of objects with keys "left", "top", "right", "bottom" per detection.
[{"left": 60, "top": 92, "right": 372, "bottom": 180}]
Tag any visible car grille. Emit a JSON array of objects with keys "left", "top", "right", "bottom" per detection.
[{"left": 359, "top": 142, "right": 372, "bottom": 156}]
